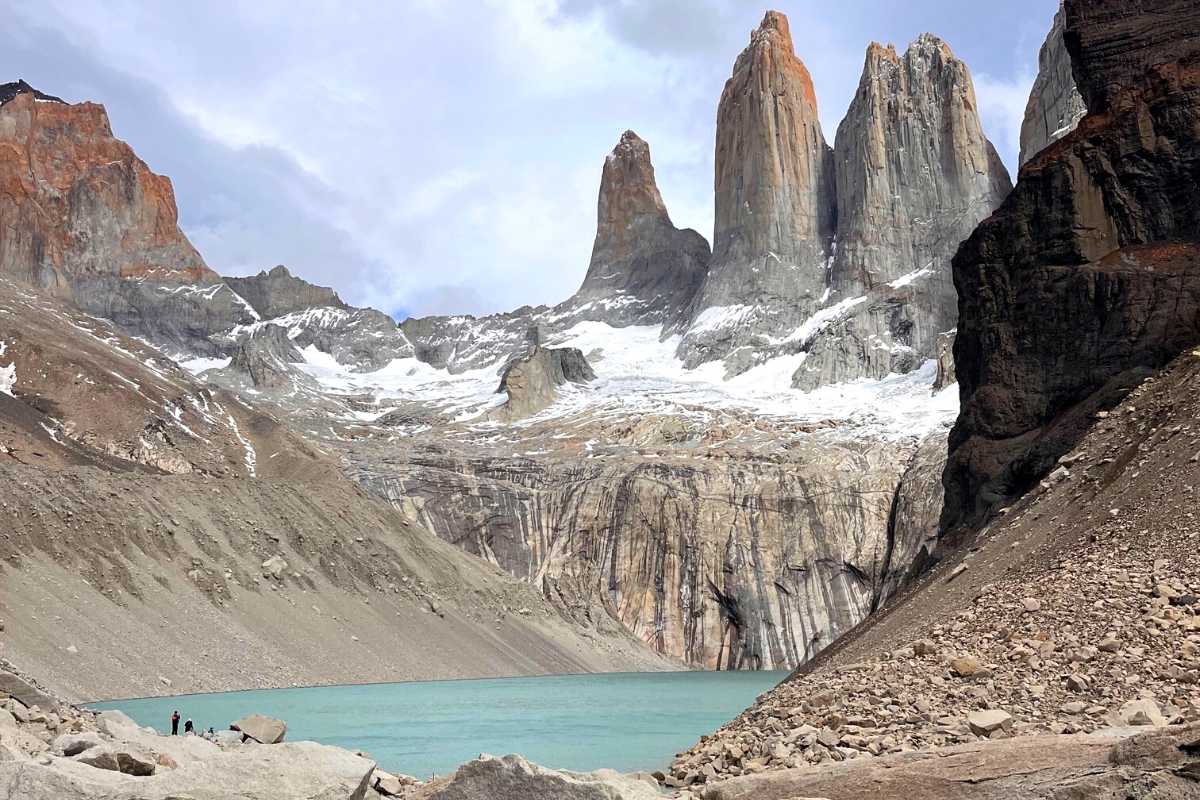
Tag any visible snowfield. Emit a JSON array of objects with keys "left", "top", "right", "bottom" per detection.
[{"left": 191, "top": 320, "right": 959, "bottom": 442}]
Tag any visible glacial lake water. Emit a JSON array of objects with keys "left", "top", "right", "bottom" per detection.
[{"left": 89, "top": 670, "right": 788, "bottom": 778}]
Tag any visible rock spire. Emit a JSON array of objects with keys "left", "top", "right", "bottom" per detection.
[
  {"left": 570, "top": 130, "right": 710, "bottom": 328},
  {"left": 677, "top": 10, "right": 836, "bottom": 372}
]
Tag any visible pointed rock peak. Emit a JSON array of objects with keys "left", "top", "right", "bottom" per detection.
[
  {"left": 599, "top": 130, "right": 667, "bottom": 225},
  {"left": 739, "top": 10, "right": 818, "bottom": 115},
  {"left": 267, "top": 264, "right": 293, "bottom": 279},
  {"left": 754, "top": 10, "right": 791, "bottom": 45},
  {"left": 865, "top": 42, "right": 901, "bottom": 65}
]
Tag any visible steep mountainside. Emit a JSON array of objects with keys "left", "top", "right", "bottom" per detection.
[
  {"left": 1019, "top": 3, "right": 1087, "bottom": 167},
  {"left": 792, "top": 35, "right": 1012, "bottom": 390},
  {"left": 663, "top": 2, "right": 1200, "bottom": 793},
  {"left": 0, "top": 83, "right": 257, "bottom": 356},
  {"left": 943, "top": 0, "right": 1200, "bottom": 534},
  {"left": 675, "top": 11, "right": 835, "bottom": 373},
  {"left": 0, "top": 277, "right": 672, "bottom": 701},
  {"left": 0, "top": 11, "right": 996, "bottom": 679}
]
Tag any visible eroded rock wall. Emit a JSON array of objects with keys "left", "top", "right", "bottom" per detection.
[{"left": 351, "top": 431, "right": 946, "bottom": 671}]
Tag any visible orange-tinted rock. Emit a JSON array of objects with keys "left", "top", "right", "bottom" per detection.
[
  {"left": 0, "top": 88, "right": 213, "bottom": 294},
  {"left": 0, "top": 83, "right": 255, "bottom": 354},
  {"left": 679, "top": 10, "right": 835, "bottom": 370},
  {"left": 570, "top": 131, "right": 709, "bottom": 328}
]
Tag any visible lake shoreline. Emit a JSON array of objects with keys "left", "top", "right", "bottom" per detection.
[{"left": 89, "top": 670, "right": 790, "bottom": 778}]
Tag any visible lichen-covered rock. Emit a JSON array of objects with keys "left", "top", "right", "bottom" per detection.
[
  {"left": 1019, "top": 2, "right": 1087, "bottom": 166},
  {"left": 942, "top": 0, "right": 1200, "bottom": 534}
]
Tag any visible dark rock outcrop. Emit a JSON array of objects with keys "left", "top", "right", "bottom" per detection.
[
  {"left": 942, "top": 0, "right": 1200, "bottom": 534},
  {"left": 677, "top": 10, "right": 835, "bottom": 371},
  {"left": 566, "top": 131, "right": 710, "bottom": 329},
  {"left": 227, "top": 324, "right": 306, "bottom": 391},
  {"left": 0, "top": 79, "right": 65, "bottom": 107},
  {"left": 224, "top": 265, "right": 347, "bottom": 319},
  {"left": 490, "top": 346, "right": 595, "bottom": 421},
  {"left": 1019, "top": 3, "right": 1087, "bottom": 167}
]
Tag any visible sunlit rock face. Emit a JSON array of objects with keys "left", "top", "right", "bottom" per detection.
[
  {"left": 676, "top": 11, "right": 836, "bottom": 374},
  {"left": 0, "top": 83, "right": 258, "bottom": 356},
  {"left": 1019, "top": 2, "right": 1087, "bottom": 167}
]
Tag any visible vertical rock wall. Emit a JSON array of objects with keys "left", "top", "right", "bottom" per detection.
[
  {"left": 1019, "top": 3, "right": 1087, "bottom": 167},
  {"left": 942, "top": 0, "right": 1200, "bottom": 534}
]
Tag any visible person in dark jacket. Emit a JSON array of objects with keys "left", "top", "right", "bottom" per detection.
[
  {"left": 171, "top": 711, "right": 180, "bottom": 735},
  {"left": 184, "top": 718, "right": 194, "bottom": 734}
]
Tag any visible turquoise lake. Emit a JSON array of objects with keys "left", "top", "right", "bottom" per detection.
[{"left": 89, "top": 671, "right": 787, "bottom": 778}]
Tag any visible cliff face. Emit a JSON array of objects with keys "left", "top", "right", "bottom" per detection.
[
  {"left": 792, "top": 36, "right": 1011, "bottom": 390},
  {"left": 347, "top": 423, "right": 947, "bottom": 671},
  {"left": 942, "top": 0, "right": 1200, "bottom": 534},
  {"left": 224, "top": 264, "right": 347, "bottom": 319},
  {"left": 1019, "top": 3, "right": 1087, "bottom": 167},
  {"left": 677, "top": 11, "right": 835, "bottom": 371},
  {"left": 568, "top": 131, "right": 710, "bottom": 329},
  {"left": 0, "top": 84, "right": 257, "bottom": 355}
]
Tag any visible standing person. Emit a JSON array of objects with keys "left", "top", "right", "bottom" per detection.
[
  {"left": 171, "top": 711, "right": 180, "bottom": 735},
  {"left": 184, "top": 718, "right": 194, "bottom": 734}
]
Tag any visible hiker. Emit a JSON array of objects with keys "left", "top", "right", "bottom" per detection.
[
  {"left": 171, "top": 711, "right": 180, "bottom": 735},
  {"left": 184, "top": 718, "right": 194, "bottom": 734}
]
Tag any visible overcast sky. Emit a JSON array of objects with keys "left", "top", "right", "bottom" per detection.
[{"left": 2, "top": 0, "right": 1058, "bottom": 320}]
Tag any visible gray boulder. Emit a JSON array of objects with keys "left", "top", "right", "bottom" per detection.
[
  {"left": 490, "top": 346, "right": 595, "bottom": 421},
  {"left": 52, "top": 731, "right": 104, "bottom": 757},
  {"left": 426, "top": 753, "right": 661, "bottom": 800},
  {"left": 0, "top": 671, "right": 58, "bottom": 713},
  {"left": 230, "top": 714, "right": 287, "bottom": 744},
  {"left": 74, "top": 744, "right": 120, "bottom": 771},
  {"left": 0, "top": 740, "right": 374, "bottom": 800}
]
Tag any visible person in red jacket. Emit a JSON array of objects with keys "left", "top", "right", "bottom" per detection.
[{"left": 171, "top": 711, "right": 180, "bottom": 735}]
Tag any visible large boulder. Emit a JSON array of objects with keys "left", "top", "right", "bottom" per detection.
[
  {"left": 425, "top": 753, "right": 661, "bottom": 800},
  {"left": 0, "top": 671, "right": 58, "bottom": 713},
  {"left": 52, "top": 732, "right": 104, "bottom": 757},
  {"left": 231, "top": 714, "right": 287, "bottom": 744},
  {"left": 0, "top": 740, "right": 374, "bottom": 799}
]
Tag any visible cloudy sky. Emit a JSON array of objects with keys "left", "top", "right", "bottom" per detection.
[{"left": 2, "top": 0, "right": 1059, "bottom": 320}]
